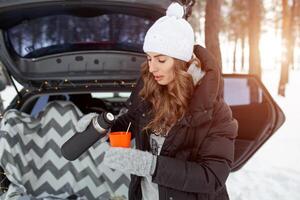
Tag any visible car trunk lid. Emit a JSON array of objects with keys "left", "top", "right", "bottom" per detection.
[{"left": 0, "top": 0, "right": 176, "bottom": 89}]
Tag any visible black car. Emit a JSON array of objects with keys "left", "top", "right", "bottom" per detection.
[{"left": 0, "top": 0, "right": 285, "bottom": 199}]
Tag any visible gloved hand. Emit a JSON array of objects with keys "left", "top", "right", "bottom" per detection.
[
  {"left": 75, "top": 113, "right": 99, "bottom": 132},
  {"left": 103, "top": 147, "right": 157, "bottom": 177}
]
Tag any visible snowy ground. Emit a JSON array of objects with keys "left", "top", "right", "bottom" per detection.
[{"left": 1, "top": 69, "right": 300, "bottom": 200}]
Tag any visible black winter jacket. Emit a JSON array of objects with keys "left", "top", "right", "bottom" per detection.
[{"left": 111, "top": 45, "right": 238, "bottom": 200}]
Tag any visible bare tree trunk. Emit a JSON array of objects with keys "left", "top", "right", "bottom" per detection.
[
  {"left": 274, "top": 0, "right": 280, "bottom": 36},
  {"left": 278, "top": 0, "right": 297, "bottom": 96},
  {"left": 248, "top": 0, "right": 262, "bottom": 79},
  {"left": 189, "top": 0, "right": 201, "bottom": 39},
  {"left": 233, "top": 37, "right": 237, "bottom": 72},
  {"left": 205, "top": 0, "right": 223, "bottom": 70},
  {"left": 297, "top": 0, "right": 300, "bottom": 69},
  {"left": 241, "top": 35, "right": 245, "bottom": 71},
  {"left": 278, "top": 0, "right": 289, "bottom": 96},
  {"left": 289, "top": 0, "right": 298, "bottom": 70}
]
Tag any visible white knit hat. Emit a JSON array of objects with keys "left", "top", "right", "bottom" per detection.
[{"left": 143, "top": 2, "right": 195, "bottom": 62}]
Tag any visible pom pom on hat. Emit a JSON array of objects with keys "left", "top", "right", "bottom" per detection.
[
  {"left": 143, "top": 2, "right": 195, "bottom": 62},
  {"left": 166, "top": 2, "right": 184, "bottom": 18}
]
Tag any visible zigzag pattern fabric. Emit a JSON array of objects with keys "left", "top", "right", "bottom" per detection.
[{"left": 0, "top": 101, "right": 130, "bottom": 200}]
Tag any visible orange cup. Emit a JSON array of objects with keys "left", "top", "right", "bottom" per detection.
[{"left": 109, "top": 131, "right": 131, "bottom": 148}]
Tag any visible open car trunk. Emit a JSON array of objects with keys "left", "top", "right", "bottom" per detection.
[{"left": 0, "top": 0, "right": 178, "bottom": 88}]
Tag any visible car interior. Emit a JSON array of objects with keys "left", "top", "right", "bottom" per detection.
[{"left": 0, "top": 99, "right": 131, "bottom": 199}]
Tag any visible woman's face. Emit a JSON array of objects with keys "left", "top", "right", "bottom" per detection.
[{"left": 146, "top": 52, "right": 175, "bottom": 85}]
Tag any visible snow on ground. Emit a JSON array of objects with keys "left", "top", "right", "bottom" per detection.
[
  {"left": 1, "top": 69, "right": 300, "bottom": 200},
  {"left": 1, "top": 85, "right": 18, "bottom": 109}
]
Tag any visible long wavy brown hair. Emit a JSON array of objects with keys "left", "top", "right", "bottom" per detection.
[{"left": 139, "top": 56, "right": 201, "bottom": 135}]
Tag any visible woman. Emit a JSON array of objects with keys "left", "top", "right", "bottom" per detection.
[{"left": 79, "top": 3, "right": 238, "bottom": 200}]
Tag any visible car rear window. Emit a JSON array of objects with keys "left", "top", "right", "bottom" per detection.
[
  {"left": 224, "top": 77, "right": 264, "bottom": 106},
  {"left": 7, "top": 14, "right": 154, "bottom": 58}
]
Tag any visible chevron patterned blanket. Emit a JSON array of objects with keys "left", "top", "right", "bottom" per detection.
[{"left": 0, "top": 101, "right": 130, "bottom": 200}]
